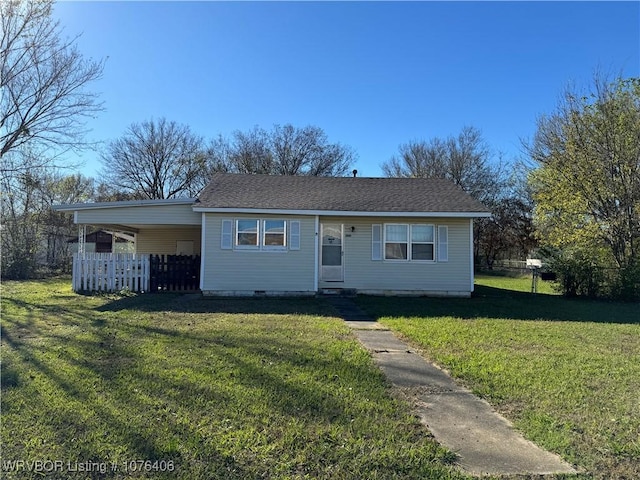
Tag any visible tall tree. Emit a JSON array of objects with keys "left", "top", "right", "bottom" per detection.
[
  {"left": 101, "top": 118, "right": 207, "bottom": 199},
  {"left": 478, "top": 196, "right": 537, "bottom": 268},
  {"left": 528, "top": 76, "right": 640, "bottom": 271},
  {"left": 382, "top": 126, "right": 505, "bottom": 204},
  {"left": 382, "top": 126, "right": 529, "bottom": 265},
  {"left": 0, "top": 0, "right": 104, "bottom": 165},
  {"left": 38, "top": 172, "right": 94, "bottom": 268},
  {"left": 0, "top": 162, "right": 94, "bottom": 278},
  {"left": 0, "top": 0, "right": 104, "bottom": 279},
  {"left": 211, "top": 124, "right": 356, "bottom": 177}
]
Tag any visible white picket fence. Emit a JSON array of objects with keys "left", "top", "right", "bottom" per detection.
[{"left": 72, "top": 253, "right": 150, "bottom": 293}]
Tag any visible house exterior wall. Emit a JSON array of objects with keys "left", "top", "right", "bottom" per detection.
[
  {"left": 201, "top": 213, "right": 316, "bottom": 294},
  {"left": 70, "top": 242, "right": 135, "bottom": 254},
  {"left": 201, "top": 213, "right": 473, "bottom": 296},
  {"left": 75, "top": 204, "right": 200, "bottom": 226},
  {"left": 319, "top": 216, "right": 472, "bottom": 296},
  {"left": 136, "top": 228, "right": 201, "bottom": 255}
]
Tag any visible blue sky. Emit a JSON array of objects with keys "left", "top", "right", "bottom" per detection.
[{"left": 53, "top": 1, "right": 639, "bottom": 178}]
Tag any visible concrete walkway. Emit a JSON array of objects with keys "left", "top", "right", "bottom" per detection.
[{"left": 326, "top": 296, "right": 577, "bottom": 477}]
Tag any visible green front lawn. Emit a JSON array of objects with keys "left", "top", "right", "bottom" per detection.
[
  {"left": 1, "top": 279, "right": 463, "bottom": 480},
  {"left": 358, "top": 274, "right": 640, "bottom": 479}
]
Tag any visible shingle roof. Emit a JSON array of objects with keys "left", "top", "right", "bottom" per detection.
[{"left": 196, "top": 173, "right": 490, "bottom": 215}]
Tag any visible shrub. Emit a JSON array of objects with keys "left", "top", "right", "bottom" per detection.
[
  {"left": 610, "top": 261, "right": 640, "bottom": 301},
  {"left": 545, "top": 248, "right": 640, "bottom": 301},
  {"left": 548, "top": 251, "right": 604, "bottom": 298}
]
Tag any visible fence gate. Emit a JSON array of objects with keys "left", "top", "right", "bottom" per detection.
[{"left": 149, "top": 255, "right": 200, "bottom": 292}]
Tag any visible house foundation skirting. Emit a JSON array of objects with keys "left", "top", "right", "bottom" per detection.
[
  {"left": 201, "top": 290, "right": 316, "bottom": 297},
  {"left": 202, "top": 289, "right": 470, "bottom": 298},
  {"left": 354, "top": 289, "right": 471, "bottom": 298}
]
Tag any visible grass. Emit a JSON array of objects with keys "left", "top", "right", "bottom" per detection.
[
  {"left": 1, "top": 278, "right": 464, "bottom": 480},
  {"left": 357, "top": 274, "right": 640, "bottom": 479}
]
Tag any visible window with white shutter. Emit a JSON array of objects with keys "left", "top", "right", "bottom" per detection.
[
  {"left": 438, "top": 225, "right": 448, "bottom": 262},
  {"left": 221, "top": 219, "right": 233, "bottom": 250},
  {"left": 289, "top": 221, "right": 301, "bottom": 250},
  {"left": 372, "top": 224, "right": 382, "bottom": 260}
]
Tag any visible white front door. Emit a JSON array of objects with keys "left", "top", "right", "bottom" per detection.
[{"left": 321, "top": 223, "right": 343, "bottom": 282}]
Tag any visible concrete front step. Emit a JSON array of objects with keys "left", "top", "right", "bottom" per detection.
[{"left": 318, "top": 288, "right": 357, "bottom": 297}]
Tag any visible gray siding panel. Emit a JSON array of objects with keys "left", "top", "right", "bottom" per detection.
[
  {"left": 203, "top": 214, "right": 472, "bottom": 295},
  {"left": 75, "top": 204, "right": 200, "bottom": 225},
  {"left": 202, "top": 214, "right": 316, "bottom": 293},
  {"left": 319, "top": 216, "right": 472, "bottom": 293}
]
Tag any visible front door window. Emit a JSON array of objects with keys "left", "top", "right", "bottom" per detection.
[{"left": 321, "top": 224, "right": 343, "bottom": 281}]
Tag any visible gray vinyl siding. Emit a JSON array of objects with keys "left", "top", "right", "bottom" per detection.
[
  {"left": 319, "top": 216, "right": 472, "bottom": 294},
  {"left": 136, "top": 228, "right": 201, "bottom": 255},
  {"left": 75, "top": 204, "right": 200, "bottom": 226},
  {"left": 202, "top": 214, "right": 316, "bottom": 293}
]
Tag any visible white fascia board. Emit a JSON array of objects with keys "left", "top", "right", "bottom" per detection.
[
  {"left": 53, "top": 198, "right": 197, "bottom": 212},
  {"left": 193, "top": 207, "right": 491, "bottom": 218}
]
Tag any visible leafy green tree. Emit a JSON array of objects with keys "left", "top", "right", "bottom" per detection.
[{"left": 529, "top": 76, "right": 640, "bottom": 298}]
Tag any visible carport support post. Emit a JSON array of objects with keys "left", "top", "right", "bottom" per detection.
[{"left": 78, "top": 225, "right": 86, "bottom": 254}]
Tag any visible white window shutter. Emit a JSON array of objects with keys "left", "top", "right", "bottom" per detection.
[
  {"left": 438, "top": 225, "right": 448, "bottom": 262},
  {"left": 372, "top": 224, "right": 382, "bottom": 260},
  {"left": 289, "top": 221, "right": 301, "bottom": 250},
  {"left": 221, "top": 219, "right": 233, "bottom": 250}
]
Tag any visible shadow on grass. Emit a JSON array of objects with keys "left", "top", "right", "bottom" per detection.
[
  {"left": 1, "top": 293, "right": 394, "bottom": 479},
  {"left": 1, "top": 312, "right": 250, "bottom": 478},
  {"left": 357, "top": 285, "right": 639, "bottom": 325},
  {"left": 95, "top": 293, "right": 338, "bottom": 317}
]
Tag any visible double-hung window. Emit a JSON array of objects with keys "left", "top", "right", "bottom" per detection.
[
  {"left": 263, "top": 220, "right": 286, "bottom": 248},
  {"left": 384, "top": 224, "right": 409, "bottom": 260},
  {"left": 231, "top": 219, "right": 289, "bottom": 250},
  {"left": 383, "top": 224, "right": 435, "bottom": 261},
  {"left": 411, "top": 225, "right": 434, "bottom": 261},
  {"left": 236, "top": 219, "right": 259, "bottom": 248}
]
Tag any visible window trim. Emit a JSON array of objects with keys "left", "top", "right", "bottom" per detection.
[
  {"left": 262, "top": 219, "right": 287, "bottom": 250},
  {"left": 410, "top": 224, "right": 435, "bottom": 262},
  {"left": 383, "top": 223, "right": 436, "bottom": 262},
  {"left": 383, "top": 223, "right": 409, "bottom": 261},
  {"left": 235, "top": 219, "right": 260, "bottom": 249},
  {"left": 230, "top": 218, "right": 293, "bottom": 251}
]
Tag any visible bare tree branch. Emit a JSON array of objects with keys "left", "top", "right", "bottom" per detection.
[
  {"left": 0, "top": 0, "right": 104, "bottom": 165},
  {"left": 101, "top": 118, "right": 207, "bottom": 199},
  {"left": 210, "top": 124, "right": 356, "bottom": 177}
]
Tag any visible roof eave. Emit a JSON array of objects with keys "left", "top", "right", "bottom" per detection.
[
  {"left": 192, "top": 207, "right": 491, "bottom": 218},
  {"left": 53, "top": 198, "right": 197, "bottom": 212}
]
